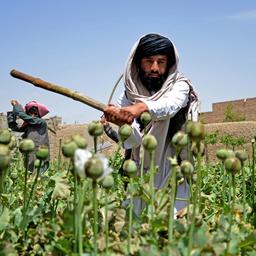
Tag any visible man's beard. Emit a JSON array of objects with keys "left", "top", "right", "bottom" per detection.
[{"left": 139, "top": 71, "right": 167, "bottom": 93}]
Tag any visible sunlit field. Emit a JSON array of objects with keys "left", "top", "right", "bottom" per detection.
[{"left": 0, "top": 119, "right": 256, "bottom": 256}]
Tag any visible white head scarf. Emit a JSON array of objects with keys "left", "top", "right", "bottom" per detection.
[
  {"left": 123, "top": 33, "right": 200, "bottom": 184},
  {"left": 124, "top": 34, "right": 199, "bottom": 121}
]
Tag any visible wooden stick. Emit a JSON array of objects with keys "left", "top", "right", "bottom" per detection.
[{"left": 10, "top": 69, "right": 106, "bottom": 112}]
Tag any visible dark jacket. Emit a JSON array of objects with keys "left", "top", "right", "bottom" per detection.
[{"left": 7, "top": 104, "right": 50, "bottom": 172}]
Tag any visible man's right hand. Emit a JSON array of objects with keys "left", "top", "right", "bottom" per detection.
[
  {"left": 103, "top": 105, "right": 134, "bottom": 126},
  {"left": 11, "top": 100, "right": 19, "bottom": 106}
]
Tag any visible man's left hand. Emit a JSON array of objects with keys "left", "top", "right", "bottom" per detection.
[
  {"left": 103, "top": 102, "right": 148, "bottom": 126},
  {"left": 121, "top": 102, "right": 149, "bottom": 119}
]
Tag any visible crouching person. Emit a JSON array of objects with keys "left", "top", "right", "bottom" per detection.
[{"left": 7, "top": 100, "right": 50, "bottom": 173}]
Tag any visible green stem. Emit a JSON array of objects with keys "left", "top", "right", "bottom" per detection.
[
  {"left": 57, "top": 139, "right": 62, "bottom": 171},
  {"left": 149, "top": 151, "right": 155, "bottom": 221},
  {"left": 73, "top": 171, "right": 78, "bottom": 253},
  {"left": 187, "top": 177, "right": 192, "bottom": 220},
  {"left": 22, "top": 161, "right": 42, "bottom": 232},
  {"left": 24, "top": 161, "right": 41, "bottom": 214},
  {"left": 168, "top": 166, "right": 177, "bottom": 244},
  {"left": 140, "top": 146, "right": 145, "bottom": 182},
  {"left": 105, "top": 194, "right": 109, "bottom": 256},
  {"left": 66, "top": 159, "right": 72, "bottom": 177},
  {"left": 0, "top": 171, "right": 4, "bottom": 212},
  {"left": 128, "top": 178, "right": 133, "bottom": 255},
  {"left": 242, "top": 165, "right": 246, "bottom": 222},
  {"left": 94, "top": 137, "right": 98, "bottom": 154},
  {"left": 51, "top": 199, "right": 55, "bottom": 219},
  {"left": 187, "top": 154, "right": 201, "bottom": 256},
  {"left": 92, "top": 180, "right": 98, "bottom": 256},
  {"left": 22, "top": 154, "right": 29, "bottom": 235},
  {"left": 232, "top": 175, "right": 235, "bottom": 215},
  {"left": 228, "top": 173, "right": 232, "bottom": 212},
  {"left": 0, "top": 171, "right": 4, "bottom": 195},
  {"left": 227, "top": 174, "right": 236, "bottom": 253},
  {"left": 54, "top": 200, "right": 59, "bottom": 215},
  {"left": 197, "top": 156, "right": 202, "bottom": 212},
  {"left": 221, "top": 163, "right": 226, "bottom": 205},
  {"left": 77, "top": 179, "right": 83, "bottom": 255},
  {"left": 252, "top": 141, "right": 255, "bottom": 211},
  {"left": 187, "top": 137, "right": 192, "bottom": 162}
]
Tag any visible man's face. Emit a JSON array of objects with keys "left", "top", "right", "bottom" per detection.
[
  {"left": 140, "top": 55, "right": 168, "bottom": 75},
  {"left": 139, "top": 54, "right": 169, "bottom": 92},
  {"left": 28, "top": 107, "right": 39, "bottom": 117}
]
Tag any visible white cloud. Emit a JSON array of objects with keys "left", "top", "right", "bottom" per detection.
[{"left": 229, "top": 10, "right": 256, "bottom": 21}]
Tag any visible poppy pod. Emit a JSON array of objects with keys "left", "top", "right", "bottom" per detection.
[
  {"left": 101, "top": 174, "right": 114, "bottom": 189},
  {"left": 142, "top": 134, "right": 157, "bottom": 151},
  {"left": 19, "top": 139, "right": 35, "bottom": 153},
  {"left": 216, "top": 148, "right": 229, "bottom": 161},
  {"left": 88, "top": 121, "right": 103, "bottom": 137},
  {"left": 235, "top": 150, "right": 248, "bottom": 163},
  {"left": 180, "top": 160, "right": 194, "bottom": 178},
  {"left": 140, "top": 112, "right": 152, "bottom": 127},
  {"left": 0, "top": 129, "right": 12, "bottom": 145},
  {"left": 36, "top": 145, "right": 49, "bottom": 160},
  {"left": 123, "top": 159, "right": 137, "bottom": 177},
  {"left": 118, "top": 124, "right": 132, "bottom": 142},
  {"left": 62, "top": 140, "right": 78, "bottom": 158},
  {"left": 172, "top": 131, "right": 188, "bottom": 148},
  {"left": 0, "top": 144, "right": 10, "bottom": 170},
  {"left": 224, "top": 157, "right": 242, "bottom": 175},
  {"left": 187, "top": 121, "right": 205, "bottom": 142},
  {"left": 84, "top": 156, "right": 104, "bottom": 180},
  {"left": 72, "top": 134, "right": 88, "bottom": 149}
]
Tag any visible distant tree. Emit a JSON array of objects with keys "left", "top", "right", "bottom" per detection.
[
  {"left": 223, "top": 104, "right": 245, "bottom": 122},
  {"left": 220, "top": 133, "right": 246, "bottom": 150},
  {"left": 205, "top": 130, "right": 219, "bottom": 145}
]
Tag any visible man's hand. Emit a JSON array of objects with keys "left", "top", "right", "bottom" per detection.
[
  {"left": 103, "top": 102, "right": 148, "bottom": 126},
  {"left": 11, "top": 100, "right": 19, "bottom": 106},
  {"left": 121, "top": 102, "right": 148, "bottom": 119},
  {"left": 103, "top": 105, "right": 133, "bottom": 126}
]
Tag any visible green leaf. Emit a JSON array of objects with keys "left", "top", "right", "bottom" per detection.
[
  {"left": 62, "top": 208, "right": 74, "bottom": 232},
  {"left": 239, "top": 233, "right": 256, "bottom": 249},
  {"left": 194, "top": 225, "right": 209, "bottom": 248},
  {"left": 13, "top": 207, "right": 23, "bottom": 228},
  {"left": 113, "top": 209, "right": 126, "bottom": 233},
  {"left": 51, "top": 178, "right": 70, "bottom": 200},
  {"left": 54, "top": 238, "right": 71, "bottom": 254},
  {"left": 228, "top": 234, "right": 241, "bottom": 254},
  {"left": 0, "top": 208, "right": 10, "bottom": 230}
]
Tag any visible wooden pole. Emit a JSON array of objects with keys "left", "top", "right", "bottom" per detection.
[{"left": 10, "top": 69, "right": 106, "bottom": 112}]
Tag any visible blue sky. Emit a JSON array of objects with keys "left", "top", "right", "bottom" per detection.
[{"left": 1, "top": 1, "right": 256, "bottom": 124}]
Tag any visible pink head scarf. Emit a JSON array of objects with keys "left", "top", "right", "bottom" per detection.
[{"left": 25, "top": 101, "right": 49, "bottom": 117}]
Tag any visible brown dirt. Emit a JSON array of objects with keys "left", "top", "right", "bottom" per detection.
[
  {"left": 49, "top": 121, "right": 256, "bottom": 164},
  {"left": 204, "top": 121, "right": 256, "bottom": 163}
]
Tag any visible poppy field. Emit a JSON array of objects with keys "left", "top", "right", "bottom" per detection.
[{"left": 0, "top": 119, "right": 256, "bottom": 256}]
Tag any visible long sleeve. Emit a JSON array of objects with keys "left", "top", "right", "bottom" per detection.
[
  {"left": 7, "top": 111, "right": 22, "bottom": 132},
  {"left": 13, "top": 105, "right": 45, "bottom": 125},
  {"left": 117, "top": 82, "right": 190, "bottom": 149},
  {"left": 139, "top": 81, "right": 189, "bottom": 120}
]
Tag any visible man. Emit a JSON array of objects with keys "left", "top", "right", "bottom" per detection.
[
  {"left": 7, "top": 100, "right": 50, "bottom": 173},
  {"left": 104, "top": 33, "right": 199, "bottom": 214}
]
